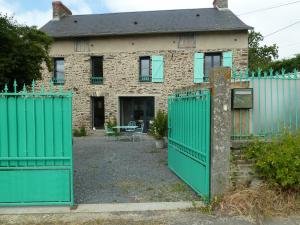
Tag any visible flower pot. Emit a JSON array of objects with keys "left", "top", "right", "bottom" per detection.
[{"left": 155, "top": 139, "right": 165, "bottom": 149}]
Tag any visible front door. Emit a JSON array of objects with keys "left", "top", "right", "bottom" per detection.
[{"left": 92, "top": 97, "right": 105, "bottom": 129}]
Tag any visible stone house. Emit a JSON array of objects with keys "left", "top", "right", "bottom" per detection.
[{"left": 40, "top": 0, "right": 251, "bottom": 132}]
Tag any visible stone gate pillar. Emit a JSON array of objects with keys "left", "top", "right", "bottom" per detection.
[{"left": 209, "top": 67, "right": 232, "bottom": 198}]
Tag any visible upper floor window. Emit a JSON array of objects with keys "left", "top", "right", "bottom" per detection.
[
  {"left": 75, "top": 39, "right": 90, "bottom": 52},
  {"left": 53, "top": 58, "right": 65, "bottom": 85},
  {"left": 178, "top": 33, "right": 196, "bottom": 48},
  {"left": 91, "top": 56, "right": 103, "bottom": 84},
  {"left": 139, "top": 56, "right": 151, "bottom": 82},
  {"left": 204, "top": 53, "right": 221, "bottom": 80}
]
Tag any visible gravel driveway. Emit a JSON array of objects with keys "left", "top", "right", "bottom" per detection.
[{"left": 73, "top": 135, "right": 199, "bottom": 204}]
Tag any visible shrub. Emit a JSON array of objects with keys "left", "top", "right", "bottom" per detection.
[
  {"left": 73, "top": 126, "right": 87, "bottom": 137},
  {"left": 73, "top": 129, "right": 80, "bottom": 137},
  {"left": 245, "top": 131, "right": 300, "bottom": 190},
  {"left": 149, "top": 110, "right": 168, "bottom": 140},
  {"left": 106, "top": 116, "right": 117, "bottom": 130},
  {"left": 79, "top": 126, "right": 87, "bottom": 136},
  {"left": 105, "top": 116, "right": 119, "bottom": 136}
]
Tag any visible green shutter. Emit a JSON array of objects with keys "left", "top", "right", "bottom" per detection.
[
  {"left": 151, "top": 56, "right": 164, "bottom": 83},
  {"left": 194, "top": 53, "right": 204, "bottom": 83},
  {"left": 223, "top": 51, "right": 233, "bottom": 68}
]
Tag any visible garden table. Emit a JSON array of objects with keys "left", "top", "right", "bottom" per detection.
[
  {"left": 112, "top": 126, "right": 138, "bottom": 129},
  {"left": 112, "top": 125, "right": 138, "bottom": 142}
]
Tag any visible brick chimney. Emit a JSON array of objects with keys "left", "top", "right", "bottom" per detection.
[
  {"left": 213, "top": 0, "right": 228, "bottom": 9},
  {"left": 52, "top": 1, "right": 72, "bottom": 20}
]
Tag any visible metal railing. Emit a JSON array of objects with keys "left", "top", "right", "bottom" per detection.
[
  {"left": 90, "top": 77, "right": 103, "bottom": 84},
  {"left": 139, "top": 76, "right": 151, "bottom": 82},
  {"left": 52, "top": 77, "right": 65, "bottom": 85},
  {"left": 231, "top": 68, "right": 300, "bottom": 140}
]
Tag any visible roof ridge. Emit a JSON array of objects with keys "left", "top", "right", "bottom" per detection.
[{"left": 66, "top": 7, "right": 217, "bottom": 17}]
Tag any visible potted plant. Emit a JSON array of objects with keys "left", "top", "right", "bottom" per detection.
[
  {"left": 149, "top": 110, "right": 168, "bottom": 149},
  {"left": 106, "top": 116, "right": 119, "bottom": 138}
]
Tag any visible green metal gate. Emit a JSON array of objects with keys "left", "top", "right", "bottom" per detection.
[
  {"left": 168, "top": 89, "right": 211, "bottom": 201},
  {"left": 0, "top": 81, "right": 73, "bottom": 206}
]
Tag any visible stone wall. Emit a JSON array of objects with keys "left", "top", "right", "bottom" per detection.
[
  {"left": 230, "top": 141, "right": 259, "bottom": 188},
  {"left": 230, "top": 146, "right": 253, "bottom": 187},
  {"left": 40, "top": 47, "right": 248, "bottom": 131}
]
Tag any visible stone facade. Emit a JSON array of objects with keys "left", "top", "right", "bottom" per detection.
[{"left": 40, "top": 33, "right": 248, "bottom": 131}]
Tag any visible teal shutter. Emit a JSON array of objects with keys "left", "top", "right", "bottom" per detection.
[
  {"left": 151, "top": 56, "right": 164, "bottom": 83},
  {"left": 194, "top": 53, "right": 204, "bottom": 83},
  {"left": 223, "top": 51, "right": 233, "bottom": 68}
]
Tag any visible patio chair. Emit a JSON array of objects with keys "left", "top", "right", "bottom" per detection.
[
  {"left": 134, "top": 122, "right": 145, "bottom": 141},
  {"left": 125, "top": 121, "right": 136, "bottom": 141},
  {"left": 135, "top": 122, "right": 144, "bottom": 133},
  {"left": 125, "top": 121, "right": 136, "bottom": 132}
]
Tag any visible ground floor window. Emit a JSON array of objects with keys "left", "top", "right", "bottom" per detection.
[
  {"left": 92, "top": 97, "right": 105, "bottom": 129},
  {"left": 53, "top": 58, "right": 65, "bottom": 85},
  {"left": 120, "top": 97, "right": 155, "bottom": 132},
  {"left": 204, "top": 53, "right": 222, "bottom": 80}
]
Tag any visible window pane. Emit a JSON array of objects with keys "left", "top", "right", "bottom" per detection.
[
  {"left": 55, "top": 59, "right": 64, "bottom": 80},
  {"left": 92, "top": 57, "right": 103, "bottom": 77},
  {"left": 204, "top": 56, "right": 212, "bottom": 78},
  {"left": 213, "top": 55, "right": 221, "bottom": 67},
  {"left": 141, "top": 59, "right": 150, "bottom": 77},
  {"left": 204, "top": 53, "right": 221, "bottom": 78}
]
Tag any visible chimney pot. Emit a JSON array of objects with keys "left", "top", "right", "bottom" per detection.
[
  {"left": 52, "top": 1, "right": 72, "bottom": 20},
  {"left": 213, "top": 0, "right": 228, "bottom": 9}
]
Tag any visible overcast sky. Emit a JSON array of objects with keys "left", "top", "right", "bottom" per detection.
[{"left": 1, "top": 0, "right": 299, "bottom": 59}]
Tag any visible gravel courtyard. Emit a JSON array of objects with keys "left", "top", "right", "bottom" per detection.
[{"left": 73, "top": 135, "right": 199, "bottom": 204}]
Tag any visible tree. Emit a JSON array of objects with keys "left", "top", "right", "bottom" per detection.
[
  {"left": 248, "top": 30, "right": 279, "bottom": 72},
  {"left": 0, "top": 15, "right": 53, "bottom": 91},
  {"left": 267, "top": 54, "right": 300, "bottom": 73}
]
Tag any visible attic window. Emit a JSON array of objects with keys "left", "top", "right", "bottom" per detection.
[
  {"left": 75, "top": 39, "right": 90, "bottom": 52},
  {"left": 134, "top": 21, "right": 138, "bottom": 25},
  {"left": 196, "top": 14, "right": 200, "bottom": 17},
  {"left": 74, "top": 20, "right": 78, "bottom": 23},
  {"left": 178, "top": 33, "right": 196, "bottom": 48}
]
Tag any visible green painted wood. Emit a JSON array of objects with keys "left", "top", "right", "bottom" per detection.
[
  {"left": 223, "top": 51, "right": 233, "bottom": 68},
  {"left": 151, "top": 55, "right": 164, "bottom": 83},
  {"left": 0, "top": 82, "right": 73, "bottom": 206},
  {"left": 194, "top": 53, "right": 204, "bottom": 83},
  {"left": 168, "top": 89, "right": 211, "bottom": 202}
]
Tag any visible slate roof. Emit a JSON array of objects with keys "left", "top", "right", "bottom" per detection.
[{"left": 40, "top": 8, "right": 252, "bottom": 38}]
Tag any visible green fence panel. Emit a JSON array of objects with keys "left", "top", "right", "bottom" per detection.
[
  {"left": 168, "top": 89, "right": 211, "bottom": 201},
  {"left": 231, "top": 68, "right": 300, "bottom": 140},
  {"left": 0, "top": 81, "right": 73, "bottom": 206}
]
